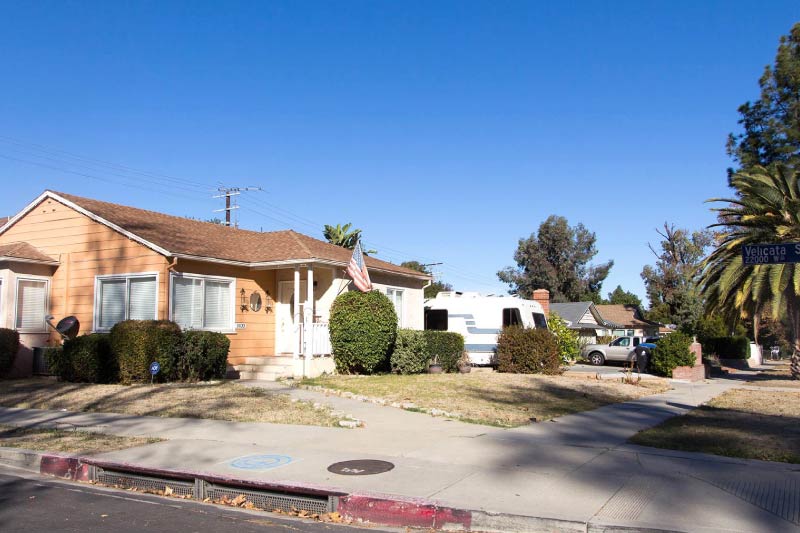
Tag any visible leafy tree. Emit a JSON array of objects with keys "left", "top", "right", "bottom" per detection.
[
  {"left": 605, "top": 285, "right": 642, "bottom": 306},
  {"left": 400, "top": 261, "right": 453, "bottom": 299},
  {"left": 547, "top": 312, "right": 579, "bottom": 364},
  {"left": 727, "top": 23, "right": 800, "bottom": 173},
  {"left": 699, "top": 163, "right": 800, "bottom": 378},
  {"left": 641, "top": 223, "right": 712, "bottom": 331},
  {"left": 498, "top": 215, "right": 613, "bottom": 302},
  {"left": 323, "top": 223, "right": 376, "bottom": 254}
]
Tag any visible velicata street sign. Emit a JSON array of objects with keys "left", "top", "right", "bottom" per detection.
[
  {"left": 742, "top": 243, "right": 800, "bottom": 265},
  {"left": 149, "top": 361, "right": 161, "bottom": 375}
]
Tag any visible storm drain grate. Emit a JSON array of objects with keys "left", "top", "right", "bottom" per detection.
[
  {"left": 205, "top": 484, "right": 334, "bottom": 514},
  {"left": 96, "top": 469, "right": 195, "bottom": 498}
]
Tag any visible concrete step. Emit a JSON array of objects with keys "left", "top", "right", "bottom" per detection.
[
  {"left": 242, "top": 356, "right": 294, "bottom": 366},
  {"left": 237, "top": 371, "right": 287, "bottom": 381},
  {"left": 234, "top": 364, "right": 295, "bottom": 373}
]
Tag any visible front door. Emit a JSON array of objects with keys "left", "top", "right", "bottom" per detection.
[{"left": 277, "top": 281, "right": 307, "bottom": 354}]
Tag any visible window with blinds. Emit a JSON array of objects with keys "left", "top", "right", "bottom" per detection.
[
  {"left": 386, "top": 288, "right": 404, "bottom": 327},
  {"left": 171, "top": 274, "right": 233, "bottom": 331},
  {"left": 95, "top": 274, "right": 157, "bottom": 331},
  {"left": 16, "top": 278, "right": 48, "bottom": 332}
]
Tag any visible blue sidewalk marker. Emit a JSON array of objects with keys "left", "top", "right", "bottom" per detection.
[{"left": 229, "top": 454, "right": 295, "bottom": 471}]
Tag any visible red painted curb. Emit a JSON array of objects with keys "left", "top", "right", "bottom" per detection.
[
  {"left": 338, "top": 494, "right": 472, "bottom": 530},
  {"left": 39, "top": 454, "right": 82, "bottom": 480}
]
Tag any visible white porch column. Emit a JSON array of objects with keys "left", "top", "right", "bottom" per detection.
[
  {"left": 293, "top": 266, "right": 301, "bottom": 359},
  {"left": 303, "top": 265, "right": 314, "bottom": 377}
]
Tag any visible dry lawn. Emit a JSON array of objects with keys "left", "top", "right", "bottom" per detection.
[
  {"left": 630, "top": 388, "right": 800, "bottom": 463},
  {"left": 302, "top": 372, "right": 671, "bottom": 427},
  {"left": 0, "top": 424, "right": 161, "bottom": 455},
  {"left": 746, "top": 361, "right": 800, "bottom": 388},
  {"left": 0, "top": 379, "right": 342, "bottom": 427}
]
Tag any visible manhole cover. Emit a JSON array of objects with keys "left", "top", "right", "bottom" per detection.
[{"left": 327, "top": 460, "right": 395, "bottom": 476}]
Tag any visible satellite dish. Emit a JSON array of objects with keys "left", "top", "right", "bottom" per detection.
[{"left": 55, "top": 316, "right": 80, "bottom": 340}]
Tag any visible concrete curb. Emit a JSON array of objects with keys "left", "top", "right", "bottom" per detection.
[{"left": 0, "top": 446, "right": 684, "bottom": 533}]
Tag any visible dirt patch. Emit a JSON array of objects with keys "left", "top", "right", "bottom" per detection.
[
  {"left": 746, "top": 361, "right": 800, "bottom": 388},
  {"left": 630, "top": 388, "right": 800, "bottom": 463},
  {"left": 0, "top": 379, "right": 343, "bottom": 427},
  {"left": 302, "top": 372, "right": 671, "bottom": 427},
  {"left": 0, "top": 424, "right": 161, "bottom": 455}
]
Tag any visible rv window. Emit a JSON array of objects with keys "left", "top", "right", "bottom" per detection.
[
  {"left": 502, "top": 308, "right": 522, "bottom": 327},
  {"left": 532, "top": 312, "right": 548, "bottom": 329},
  {"left": 425, "top": 309, "right": 448, "bottom": 331}
]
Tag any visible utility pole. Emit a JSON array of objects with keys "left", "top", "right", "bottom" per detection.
[{"left": 213, "top": 186, "right": 261, "bottom": 228}]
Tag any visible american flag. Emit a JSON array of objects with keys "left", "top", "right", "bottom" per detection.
[{"left": 347, "top": 240, "right": 373, "bottom": 292}]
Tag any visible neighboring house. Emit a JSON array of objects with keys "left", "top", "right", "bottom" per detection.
[
  {"left": 550, "top": 301, "right": 616, "bottom": 345},
  {"left": 593, "top": 304, "right": 660, "bottom": 338},
  {"left": 0, "top": 191, "right": 430, "bottom": 379}
]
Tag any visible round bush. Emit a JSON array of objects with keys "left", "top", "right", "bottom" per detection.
[
  {"left": 423, "top": 331, "right": 465, "bottom": 372},
  {"left": 651, "top": 332, "right": 695, "bottom": 376},
  {"left": 390, "top": 329, "right": 428, "bottom": 374},
  {"left": 177, "top": 330, "right": 230, "bottom": 381},
  {"left": 496, "top": 327, "right": 561, "bottom": 374},
  {"left": 547, "top": 312, "right": 579, "bottom": 364},
  {"left": 0, "top": 328, "right": 20, "bottom": 376},
  {"left": 62, "top": 333, "right": 116, "bottom": 383},
  {"left": 330, "top": 291, "right": 397, "bottom": 374},
  {"left": 110, "top": 320, "right": 183, "bottom": 383}
]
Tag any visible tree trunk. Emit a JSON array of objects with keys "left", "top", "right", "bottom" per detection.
[{"left": 792, "top": 307, "right": 800, "bottom": 380}]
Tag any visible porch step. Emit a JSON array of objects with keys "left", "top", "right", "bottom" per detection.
[
  {"left": 231, "top": 356, "right": 295, "bottom": 381},
  {"left": 242, "top": 356, "right": 294, "bottom": 367},
  {"left": 237, "top": 371, "right": 285, "bottom": 381}
]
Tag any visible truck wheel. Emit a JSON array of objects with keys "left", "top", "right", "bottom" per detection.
[{"left": 589, "top": 352, "right": 605, "bottom": 366}]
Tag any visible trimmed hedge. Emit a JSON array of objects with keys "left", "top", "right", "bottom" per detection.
[
  {"left": 651, "top": 332, "right": 695, "bottom": 376},
  {"left": 330, "top": 291, "right": 397, "bottom": 374},
  {"left": 496, "top": 327, "right": 561, "bottom": 374},
  {"left": 423, "top": 331, "right": 465, "bottom": 372},
  {"left": 390, "top": 329, "right": 429, "bottom": 374},
  {"left": 702, "top": 336, "right": 749, "bottom": 359},
  {"left": 0, "top": 328, "right": 20, "bottom": 376},
  {"left": 177, "top": 330, "right": 230, "bottom": 381},
  {"left": 111, "top": 320, "right": 183, "bottom": 383},
  {"left": 58, "top": 334, "right": 116, "bottom": 383}
]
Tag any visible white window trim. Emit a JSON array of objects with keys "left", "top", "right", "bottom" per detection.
[
  {"left": 14, "top": 274, "right": 51, "bottom": 334},
  {"left": 0, "top": 275, "right": 5, "bottom": 329},
  {"left": 385, "top": 286, "right": 405, "bottom": 328},
  {"left": 93, "top": 272, "right": 160, "bottom": 332},
  {"left": 169, "top": 272, "right": 236, "bottom": 333}
]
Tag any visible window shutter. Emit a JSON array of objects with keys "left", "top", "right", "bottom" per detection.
[
  {"left": 16, "top": 280, "right": 47, "bottom": 331},
  {"left": 204, "top": 280, "right": 231, "bottom": 330},
  {"left": 129, "top": 277, "right": 157, "bottom": 321},
  {"left": 172, "top": 277, "right": 203, "bottom": 328},
  {"left": 98, "top": 279, "right": 126, "bottom": 329}
]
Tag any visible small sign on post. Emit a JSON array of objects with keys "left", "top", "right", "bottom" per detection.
[
  {"left": 742, "top": 243, "right": 800, "bottom": 265},
  {"left": 149, "top": 361, "right": 161, "bottom": 386}
]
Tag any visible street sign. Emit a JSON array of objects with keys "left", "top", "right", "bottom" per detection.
[
  {"left": 742, "top": 243, "right": 800, "bottom": 265},
  {"left": 149, "top": 361, "right": 161, "bottom": 375}
]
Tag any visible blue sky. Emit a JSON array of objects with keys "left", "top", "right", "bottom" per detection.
[{"left": 1, "top": 1, "right": 798, "bottom": 303}]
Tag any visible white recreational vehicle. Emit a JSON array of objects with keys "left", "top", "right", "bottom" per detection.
[{"left": 424, "top": 292, "right": 549, "bottom": 365}]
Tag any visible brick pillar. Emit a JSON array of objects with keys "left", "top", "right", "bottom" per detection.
[
  {"left": 690, "top": 339, "right": 702, "bottom": 365},
  {"left": 532, "top": 289, "right": 550, "bottom": 316}
]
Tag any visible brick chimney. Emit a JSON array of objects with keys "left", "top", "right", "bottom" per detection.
[{"left": 532, "top": 289, "right": 550, "bottom": 316}]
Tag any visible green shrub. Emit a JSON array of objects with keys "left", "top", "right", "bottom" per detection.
[
  {"left": 110, "top": 320, "right": 183, "bottom": 383},
  {"left": 496, "top": 327, "right": 561, "bottom": 374},
  {"left": 694, "top": 315, "right": 728, "bottom": 345},
  {"left": 596, "top": 335, "right": 614, "bottom": 345},
  {"left": 547, "top": 312, "right": 579, "bottom": 364},
  {"left": 390, "top": 329, "right": 428, "bottom": 374},
  {"left": 651, "top": 332, "right": 696, "bottom": 376},
  {"left": 177, "top": 331, "right": 230, "bottom": 381},
  {"left": 702, "top": 336, "right": 750, "bottom": 359},
  {"left": 42, "top": 346, "right": 64, "bottom": 377},
  {"left": 61, "top": 334, "right": 116, "bottom": 383},
  {"left": 0, "top": 328, "right": 20, "bottom": 376},
  {"left": 330, "top": 291, "right": 397, "bottom": 374},
  {"left": 423, "top": 331, "right": 465, "bottom": 372}
]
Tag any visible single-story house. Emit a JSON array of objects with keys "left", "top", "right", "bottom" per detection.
[
  {"left": 0, "top": 191, "right": 430, "bottom": 379},
  {"left": 549, "top": 301, "right": 616, "bottom": 345},
  {"left": 593, "top": 304, "right": 660, "bottom": 338}
]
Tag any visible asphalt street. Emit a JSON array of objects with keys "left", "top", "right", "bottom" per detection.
[{"left": 0, "top": 467, "right": 394, "bottom": 533}]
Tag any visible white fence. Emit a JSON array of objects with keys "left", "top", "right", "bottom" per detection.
[{"left": 309, "top": 321, "right": 332, "bottom": 356}]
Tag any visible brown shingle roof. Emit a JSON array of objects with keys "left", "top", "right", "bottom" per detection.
[
  {"left": 46, "top": 191, "right": 426, "bottom": 278},
  {"left": 595, "top": 304, "right": 657, "bottom": 328},
  {"left": 0, "top": 241, "right": 58, "bottom": 264}
]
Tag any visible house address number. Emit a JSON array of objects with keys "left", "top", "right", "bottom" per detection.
[{"left": 236, "top": 323, "right": 246, "bottom": 329}]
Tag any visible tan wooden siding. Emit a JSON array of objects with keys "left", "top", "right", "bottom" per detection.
[{"left": 0, "top": 198, "right": 168, "bottom": 343}]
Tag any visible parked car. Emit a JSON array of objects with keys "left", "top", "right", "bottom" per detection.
[{"left": 581, "top": 336, "right": 660, "bottom": 371}]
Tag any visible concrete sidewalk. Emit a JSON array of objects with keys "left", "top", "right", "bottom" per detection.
[{"left": 1, "top": 378, "right": 798, "bottom": 532}]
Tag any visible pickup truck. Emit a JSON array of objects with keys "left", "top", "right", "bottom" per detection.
[{"left": 581, "top": 336, "right": 659, "bottom": 370}]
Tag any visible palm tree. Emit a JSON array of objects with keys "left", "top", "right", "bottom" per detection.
[
  {"left": 699, "top": 163, "right": 800, "bottom": 379},
  {"left": 323, "top": 223, "right": 377, "bottom": 254}
]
